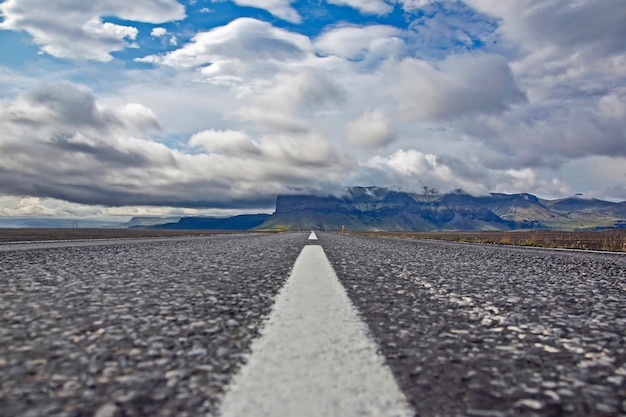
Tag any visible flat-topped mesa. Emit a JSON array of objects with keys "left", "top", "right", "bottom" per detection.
[
  {"left": 268, "top": 189, "right": 626, "bottom": 231},
  {"left": 275, "top": 194, "right": 344, "bottom": 214},
  {"left": 276, "top": 187, "right": 425, "bottom": 214}
]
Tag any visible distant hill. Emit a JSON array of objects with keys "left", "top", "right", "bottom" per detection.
[
  {"left": 127, "top": 187, "right": 626, "bottom": 232},
  {"left": 0, "top": 217, "right": 125, "bottom": 228},
  {"left": 128, "top": 216, "right": 182, "bottom": 228},
  {"left": 130, "top": 214, "right": 270, "bottom": 231},
  {"left": 543, "top": 197, "right": 626, "bottom": 218}
]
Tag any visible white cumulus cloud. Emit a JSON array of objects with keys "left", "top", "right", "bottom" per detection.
[
  {"left": 0, "top": 81, "right": 355, "bottom": 208},
  {"left": 151, "top": 27, "right": 168, "bottom": 37},
  {"left": 345, "top": 110, "right": 395, "bottom": 149},
  {"left": 314, "top": 24, "right": 404, "bottom": 60},
  {"left": 220, "top": 0, "right": 301, "bottom": 23},
  {"left": 326, "top": 0, "right": 393, "bottom": 15},
  {"left": 189, "top": 129, "right": 260, "bottom": 155},
  {"left": 388, "top": 52, "right": 526, "bottom": 121},
  {"left": 140, "top": 17, "right": 311, "bottom": 83},
  {"left": 0, "top": 0, "right": 186, "bottom": 61}
]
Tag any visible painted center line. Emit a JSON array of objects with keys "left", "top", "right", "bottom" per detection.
[
  {"left": 308, "top": 231, "right": 318, "bottom": 240},
  {"left": 218, "top": 245, "right": 414, "bottom": 417}
]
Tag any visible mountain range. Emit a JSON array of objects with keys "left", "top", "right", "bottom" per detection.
[{"left": 130, "top": 187, "right": 626, "bottom": 232}]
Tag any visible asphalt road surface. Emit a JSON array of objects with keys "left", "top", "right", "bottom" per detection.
[{"left": 1, "top": 233, "right": 625, "bottom": 417}]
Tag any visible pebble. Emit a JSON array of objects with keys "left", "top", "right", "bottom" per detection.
[
  {"left": 543, "top": 390, "right": 560, "bottom": 402},
  {"left": 94, "top": 403, "right": 118, "bottom": 417},
  {"left": 187, "top": 348, "right": 207, "bottom": 356},
  {"left": 514, "top": 399, "right": 545, "bottom": 410}
]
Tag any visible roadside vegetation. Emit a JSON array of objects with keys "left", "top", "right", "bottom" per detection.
[
  {"left": 0, "top": 228, "right": 264, "bottom": 243},
  {"left": 2, "top": 228, "right": 624, "bottom": 253},
  {"left": 350, "top": 230, "right": 626, "bottom": 252}
]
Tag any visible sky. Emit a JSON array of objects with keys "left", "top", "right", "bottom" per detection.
[{"left": 0, "top": 0, "right": 625, "bottom": 220}]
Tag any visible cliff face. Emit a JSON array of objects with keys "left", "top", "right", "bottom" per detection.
[
  {"left": 275, "top": 195, "right": 345, "bottom": 213},
  {"left": 265, "top": 187, "right": 515, "bottom": 231},
  {"left": 261, "top": 187, "right": 626, "bottom": 231},
  {"left": 128, "top": 187, "right": 626, "bottom": 231}
]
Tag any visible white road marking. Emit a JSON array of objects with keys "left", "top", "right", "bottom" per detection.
[
  {"left": 308, "top": 231, "right": 318, "bottom": 240},
  {"left": 218, "top": 245, "right": 414, "bottom": 417}
]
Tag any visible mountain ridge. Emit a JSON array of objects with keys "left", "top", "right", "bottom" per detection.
[{"left": 129, "top": 187, "right": 626, "bottom": 232}]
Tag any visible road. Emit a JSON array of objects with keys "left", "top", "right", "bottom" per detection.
[{"left": 1, "top": 233, "right": 625, "bottom": 417}]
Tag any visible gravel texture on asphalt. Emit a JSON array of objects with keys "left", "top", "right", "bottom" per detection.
[
  {"left": 0, "top": 234, "right": 305, "bottom": 417},
  {"left": 319, "top": 233, "right": 626, "bottom": 417}
]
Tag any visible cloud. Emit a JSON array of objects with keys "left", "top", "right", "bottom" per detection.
[
  {"left": 139, "top": 19, "right": 348, "bottom": 135},
  {"left": 222, "top": 0, "right": 437, "bottom": 18},
  {"left": 223, "top": 0, "right": 301, "bottom": 23},
  {"left": 460, "top": 89, "right": 626, "bottom": 169},
  {"left": 139, "top": 14, "right": 524, "bottom": 135},
  {"left": 262, "top": 135, "right": 351, "bottom": 170},
  {"left": 324, "top": 0, "right": 439, "bottom": 15},
  {"left": 264, "top": 69, "right": 346, "bottom": 111},
  {"left": 365, "top": 149, "right": 489, "bottom": 194},
  {"left": 364, "top": 149, "right": 572, "bottom": 198},
  {"left": 240, "top": 69, "right": 346, "bottom": 129},
  {"left": 407, "top": 1, "right": 498, "bottom": 58},
  {"left": 314, "top": 24, "right": 404, "bottom": 60},
  {"left": 5, "top": 81, "right": 160, "bottom": 141},
  {"left": 0, "top": 81, "right": 355, "bottom": 208},
  {"left": 189, "top": 129, "right": 260, "bottom": 155},
  {"left": 114, "top": 103, "right": 162, "bottom": 133},
  {"left": 445, "top": 1, "right": 626, "bottom": 170},
  {"left": 151, "top": 27, "right": 168, "bottom": 37},
  {"left": 3, "top": 1, "right": 626, "bottom": 211},
  {"left": 0, "top": 195, "right": 270, "bottom": 219},
  {"left": 591, "top": 185, "right": 626, "bottom": 202},
  {"left": 388, "top": 52, "right": 526, "bottom": 121},
  {"left": 190, "top": 129, "right": 354, "bottom": 170},
  {"left": 140, "top": 17, "right": 311, "bottom": 82},
  {"left": 345, "top": 110, "right": 395, "bottom": 149},
  {"left": 465, "top": 0, "right": 626, "bottom": 57},
  {"left": 326, "top": 0, "right": 393, "bottom": 15},
  {"left": 0, "top": 0, "right": 186, "bottom": 61},
  {"left": 231, "top": 107, "right": 310, "bottom": 133},
  {"left": 463, "top": 0, "right": 626, "bottom": 100},
  {"left": 396, "top": 0, "right": 436, "bottom": 11}
]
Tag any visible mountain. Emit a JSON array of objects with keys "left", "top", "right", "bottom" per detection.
[
  {"left": 0, "top": 217, "right": 125, "bottom": 228},
  {"left": 131, "top": 214, "right": 270, "bottom": 231},
  {"left": 262, "top": 187, "right": 516, "bottom": 232},
  {"left": 126, "top": 187, "right": 626, "bottom": 232},
  {"left": 257, "top": 187, "right": 626, "bottom": 232},
  {"left": 543, "top": 197, "right": 626, "bottom": 217},
  {"left": 128, "top": 216, "right": 182, "bottom": 228}
]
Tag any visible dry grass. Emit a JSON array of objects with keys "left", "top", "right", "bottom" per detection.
[
  {"left": 3, "top": 228, "right": 625, "bottom": 253},
  {"left": 0, "top": 228, "right": 268, "bottom": 243},
  {"left": 348, "top": 229, "right": 626, "bottom": 252}
]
